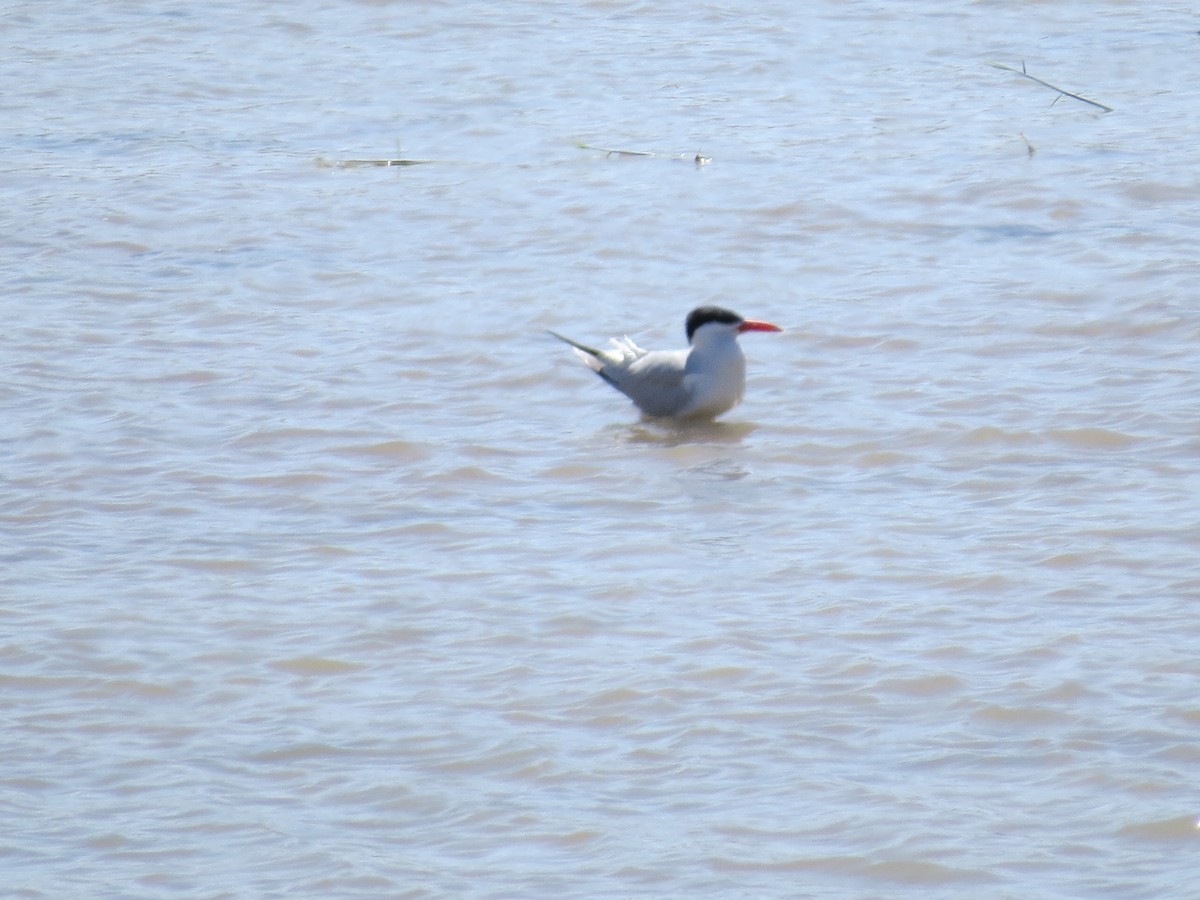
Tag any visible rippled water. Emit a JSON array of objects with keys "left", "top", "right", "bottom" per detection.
[{"left": 4, "top": 1, "right": 1200, "bottom": 896}]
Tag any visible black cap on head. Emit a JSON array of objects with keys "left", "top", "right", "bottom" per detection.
[{"left": 685, "top": 305, "right": 743, "bottom": 343}]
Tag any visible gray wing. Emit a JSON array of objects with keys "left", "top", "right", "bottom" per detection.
[{"left": 606, "top": 350, "right": 695, "bottom": 417}]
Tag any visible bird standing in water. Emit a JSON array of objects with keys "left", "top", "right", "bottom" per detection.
[{"left": 549, "top": 305, "right": 782, "bottom": 419}]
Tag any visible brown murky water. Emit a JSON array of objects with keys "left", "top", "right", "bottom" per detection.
[{"left": 4, "top": 1, "right": 1199, "bottom": 896}]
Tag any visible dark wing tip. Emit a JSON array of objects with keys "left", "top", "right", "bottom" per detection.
[{"left": 547, "top": 330, "right": 604, "bottom": 358}]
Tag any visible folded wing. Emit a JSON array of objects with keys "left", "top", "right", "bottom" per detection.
[{"left": 548, "top": 331, "right": 694, "bottom": 417}]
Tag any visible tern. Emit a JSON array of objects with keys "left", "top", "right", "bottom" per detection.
[{"left": 549, "top": 305, "right": 782, "bottom": 419}]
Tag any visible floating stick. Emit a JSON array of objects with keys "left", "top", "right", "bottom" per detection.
[
  {"left": 576, "top": 142, "right": 712, "bottom": 165},
  {"left": 988, "top": 61, "right": 1113, "bottom": 113},
  {"left": 315, "top": 156, "right": 473, "bottom": 169},
  {"left": 576, "top": 142, "right": 655, "bottom": 158},
  {"left": 336, "top": 158, "right": 435, "bottom": 167}
]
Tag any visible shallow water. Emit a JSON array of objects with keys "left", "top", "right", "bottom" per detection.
[{"left": 4, "top": 1, "right": 1200, "bottom": 896}]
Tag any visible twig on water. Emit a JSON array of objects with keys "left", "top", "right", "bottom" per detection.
[
  {"left": 988, "top": 61, "right": 1113, "bottom": 113},
  {"left": 316, "top": 155, "right": 463, "bottom": 168},
  {"left": 576, "top": 142, "right": 655, "bottom": 159},
  {"left": 333, "top": 158, "right": 436, "bottom": 167},
  {"left": 576, "top": 142, "right": 712, "bottom": 165}
]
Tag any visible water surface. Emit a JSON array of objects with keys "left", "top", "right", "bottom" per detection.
[{"left": 4, "top": 1, "right": 1199, "bottom": 897}]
